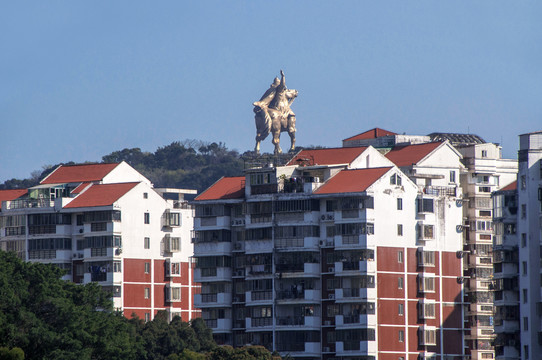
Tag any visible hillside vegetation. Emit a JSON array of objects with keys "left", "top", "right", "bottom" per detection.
[{"left": 0, "top": 251, "right": 280, "bottom": 360}]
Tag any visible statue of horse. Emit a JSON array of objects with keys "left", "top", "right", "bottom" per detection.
[{"left": 254, "top": 88, "right": 297, "bottom": 155}]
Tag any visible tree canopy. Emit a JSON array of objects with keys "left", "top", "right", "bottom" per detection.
[{"left": 0, "top": 251, "right": 278, "bottom": 359}]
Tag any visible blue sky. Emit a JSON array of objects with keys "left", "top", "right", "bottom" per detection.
[{"left": 1, "top": 1, "right": 541, "bottom": 183}]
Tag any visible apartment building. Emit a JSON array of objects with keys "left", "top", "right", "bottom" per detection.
[
  {"left": 193, "top": 145, "right": 466, "bottom": 359},
  {"left": 345, "top": 128, "right": 519, "bottom": 360},
  {"left": 516, "top": 131, "right": 542, "bottom": 360},
  {"left": 492, "top": 181, "right": 520, "bottom": 360},
  {"left": 0, "top": 162, "right": 199, "bottom": 321}
]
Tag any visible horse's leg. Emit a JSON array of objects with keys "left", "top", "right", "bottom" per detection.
[
  {"left": 287, "top": 115, "right": 296, "bottom": 152},
  {"left": 255, "top": 136, "right": 261, "bottom": 154},
  {"left": 272, "top": 130, "right": 282, "bottom": 154}
]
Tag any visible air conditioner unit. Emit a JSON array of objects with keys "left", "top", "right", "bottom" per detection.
[
  {"left": 321, "top": 215, "right": 326, "bottom": 220},
  {"left": 319, "top": 240, "right": 325, "bottom": 246},
  {"left": 323, "top": 347, "right": 330, "bottom": 352},
  {"left": 327, "top": 214, "right": 334, "bottom": 220},
  {"left": 328, "top": 267, "right": 334, "bottom": 273},
  {"left": 79, "top": 229, "right": 83, "bottom": 233},
  {"left": 324, "top": 320, "right": 331, "bottom": 326},
  {"left": 78, "top": 253, "right": 84, "bottom": 258},
  {"left": 73, "top": 254, "right": 77, "bottom": 258},
  {"left": 328, "top": 294, "right": 335, "bottom": 300}
]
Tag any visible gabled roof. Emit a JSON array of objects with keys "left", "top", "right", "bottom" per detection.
[
  {"left": 286, "top": 147, "right": 368, "bottom": 167},
  {"left": 195, "top": 176, "right": 245, "bottom": 201},
  {"left": 0, "top": 189, "right": 28, "bottom": 203},
  {"left": 500, "top": 180, "right": 517, "bottom": 192},
  {"left": 71, "top": 182, "right": 92, "bottom": 195},
  {"left": 343, "top": 128, "right": 398, "bottom": 142},
  {"left": 314, "top": 167, "right": 392, "bottom": 195},
  {"left": 63, "top": 182, "right": 139, "bottom": 208},
  {"left": 385, "top": 142, "right": 443, "bottom": 167},
  {"left": 41, "top": 163, "right": 120, "bottom": 185}
]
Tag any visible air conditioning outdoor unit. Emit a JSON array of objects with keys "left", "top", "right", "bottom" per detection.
[
  {"left": 328, "top": 267, "right": 334, "bottom": 272},
  {"left": 328, "top": 294, "right": 335, "bottom": 300}
]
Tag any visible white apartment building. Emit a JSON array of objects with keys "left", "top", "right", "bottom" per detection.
[
  {"left": 193, "top": 145, "right": 466, "bottom": 360},
  {"left": 516, "top": 131, "right": 542, "bottom": 360},
  {"left": 0, "top": 162, "right": 199, "bottom": 321}
]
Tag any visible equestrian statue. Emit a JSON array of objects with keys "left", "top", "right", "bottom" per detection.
[{"left": 253, "top": 70, "right": 298, "bottom": 155}]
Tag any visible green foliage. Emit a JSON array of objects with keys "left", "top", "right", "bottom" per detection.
[
  {"left": 0, "top": 252, "right": 280, "bottom": 359},
  {"left": 0, "top": 347, "right": 24, "bottom": 360}
]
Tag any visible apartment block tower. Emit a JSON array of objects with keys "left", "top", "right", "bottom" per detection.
[
  {"left": 492, "top": 181, "right": 520, "bottom": 360},
  {"left": 345, "top": 129, "right": 519, "bottom": 360},
  {"left": 516, "top": 131, "right": 542, "bottom": 360},
  {"left": 0, "top": 162, "right": 199, "bottom": 321},
  {"left": 193, "top": 145, "right": 466, "bottom": 359}
]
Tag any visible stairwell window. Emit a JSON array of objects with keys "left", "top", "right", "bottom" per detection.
[
  {"left": 144, "top": 212, "right": 150, "bottom": 224},
  {"left": 397, "top": 224, "right": 403, "bottom": 236},
  {"left": 397, "top": 198, "right": 403, "bottom": 210},
  {"left": 144, "top": 287, "right": 150, "bottom": 299},
  {"left": 144, "top": 262, "right": 150, "bottom": 274},
  {"left": 144, "top": 237, "right": 150, "bottom": 249}
]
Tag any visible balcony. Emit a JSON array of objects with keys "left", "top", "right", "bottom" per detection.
[
  {"left": 245, "top": 290, "right": 273, "bottom": 305},
  {"left": 204, "top": 318, "right": 232, "bottom": 333},
  {"left": 194, "top": 292, "right": 232, "bottom": 308},
  {"left": 194, "top": 267, "right": 232, "bottom": 282},
  {"left": 422, "top": 185, "right": 457, "bottom": 197},
  {"left": 276, "top": 289, "right": 321, "bottom": 303},
  {"left": 335, "top": 288, "right": 376, "bottom": 302},
  {"left": 276, "top": 315, "right": 320, "bottom": 328},
  {"left": 277, "top": 342, "right": 320, "bottom": 356},
  {"left": 194, "top": 241, "right": 232, "bottom": 255},
  {"left": 275, "top": 237, "right": 320, "bottom": 249},
  {"left": 244, "top": 239, "right": 273, "bottom": 253},
  {"left": 245, "top": 264, "right": 272, "bottom": 277},
  {"left": 335, "top": 340, "right": 376, "bottom": 356},
  {"left": 246, "top": 317, "right": 273, "bottom": 331},
  {"left": 334, "top": 260, "right": 375, "bottom": 275},
  {"left": 3, "top": 199, "right": 54, "bottom": 210},
  {"left": 335, "top": 314, "right": 376, "bottom": 328},
  {"left": 275, "top": 262, "right": 320, "bottom": 277}
]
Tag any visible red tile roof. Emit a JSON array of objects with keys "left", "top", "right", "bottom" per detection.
[
  {"left": 63, "top": 182, "right": 139, "bottom": 208},
  {"left": 314, "top": 167, "right": 392, "bottom": 195},
  {"left": 343, "top": 128, "right": 398, "bottom": 142},
  {"left": 385, "top": 142, "right": 443, "bottom": 167},
  {"left": 500, "top": 180, "right": 517, "bottom": 192},
  {"left": 195, "top": 176, "right": 245, "bottom": 201},
  {"left": 286, "top": 147, "right": 368, "bottom": 166},
  {"left": 71, "top": 182, "right": 92, "bottom": 194},
  {"left": 41, "top": 163, "right": 119, "bottom": 184},
  {"left": 0, "top": 189, "right": 28, "bottom": 203}
]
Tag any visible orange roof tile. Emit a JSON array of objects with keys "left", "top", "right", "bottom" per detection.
[
  {"left": 500, "top": 180, "right": 517, "bottom": 192},
  {"left": 343, "top": 128, "right": 398, "bottom": 142},
  {"left": 0, "top": 189, "right": 28, "bottom": 203},
  {"left": 195, "top": 177, "right": 245, "bottom": 201},
  {"left": 41, "top": 163, "right": 119, "bottom": 184},
  {"left": 385, "top": 142, "right": 443, "bottom": 167},
  {"left": 63, "top": 182, "right": 139, "bottom": 208},
  {"left": 286, "top": 147, "right": 368, "bottom": 166},
  {"left": 71, "top": 182, "right": 92, "bottom": 194},
  {"left": 314, "top": 167, "right": 392, "bottom": 195}
]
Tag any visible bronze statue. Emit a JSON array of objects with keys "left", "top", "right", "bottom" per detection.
[{"left": 253, "top": 70, "right": 297, "bottom": 155}]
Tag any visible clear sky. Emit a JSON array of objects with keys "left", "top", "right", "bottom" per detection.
[{"left": 1, "top": 1, "right": 541, "bottom": 183}]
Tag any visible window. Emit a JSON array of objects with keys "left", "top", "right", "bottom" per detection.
[
  {"left": 113, "top": 261, "right": 121, "bottom": 272},
  {"left": 169, "top": 262, "right": 181, "bottom": 276},
  {"left": 76, "top": 215, "right": 84, "bottom": 226},
  {"left": 144, "top": 287, "right": 150, "bottom": 299},
  {"left": 521, "top": 204, "right": 526, "bottom": 219},
  {"left": 524, "top": 345, "right": 529, "bottom": 359},
  {"left": 418, "top": 276, "right": 435, "bottom": 293},
  {"left": 481, "top": 150, "right": 487, "bottom": 158},
  {"left": 144, "top": 237, "right": 150, "bottom": 249},
  {"left": 398, "top": 250, "right": 403, "bottom": 263},
  {"left": 417, "top": 250, "right": 435, "bottom": 267},
  {"left": 521, "top": 175, "right": 526, "bottom": 190},
  {"left": 397, "top": 224, "right": 403, "bottom": 236},
  {"left": 523, "top": 289, "right": 528, "bottom": 303},
  {"left": 390, "top": 173, "right": 402, "bottom": 186},
  {"left": 522, "top": 233, "right": 527, "bottom": 248},
  {"left": 523, "top": 261, "right": 527, "bottom": 276},
  {"left": 168, "top": 287, "right": 181, "bottom": 301},
  {"left": 419, "top": 302, "right": 436, "bottom": 319},
  {"left": 417, "top": 198, "right": 434, "bottom": 213},
  {"left": 144, "top": 212, "right": 150, "bottom": 224},
  {"left": 418, "top": 224, "right": 434, "bottom": 240},
  {"left": 398, "top": 303, "right": 404, "bottom": 316},
  {"left": 143, "top": 192, "right": 148, "bottom": 199},
  {"left": 145, "top": 313, "right": 151, "bottom": 322},
  {"left": 450, "top": 170, "right": 456, "bottom": 183},
  {"left": 398, "top": 277, "right": 404, "bottom": 289},
  {"left": 397, "top": 198, "right": 403, "bottom": 210},
  {"left": 399, "top": 330, "right": 404, "bottom": 342},
  {"left": 419, "top": 327, "right": 437, "bottom": 346},
  {"left": 144, "top": 262, "right": 150, "bottom": 274},
  {"left": 524, "top": 317, "right": 528, "bottom": 331}
]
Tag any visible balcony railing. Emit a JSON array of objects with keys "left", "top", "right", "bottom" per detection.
[
  {"left": 422, "top": 186, "right": 457, "bottom": 197},
  {"left": 4, "top": 199, "right": 54, "bottom": 209},
  {"left": 251, "top": 291, "right": 272, "bottom": 301},
  {"left": 277, "top": 316, "right": 304, "bottom": 326}
]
